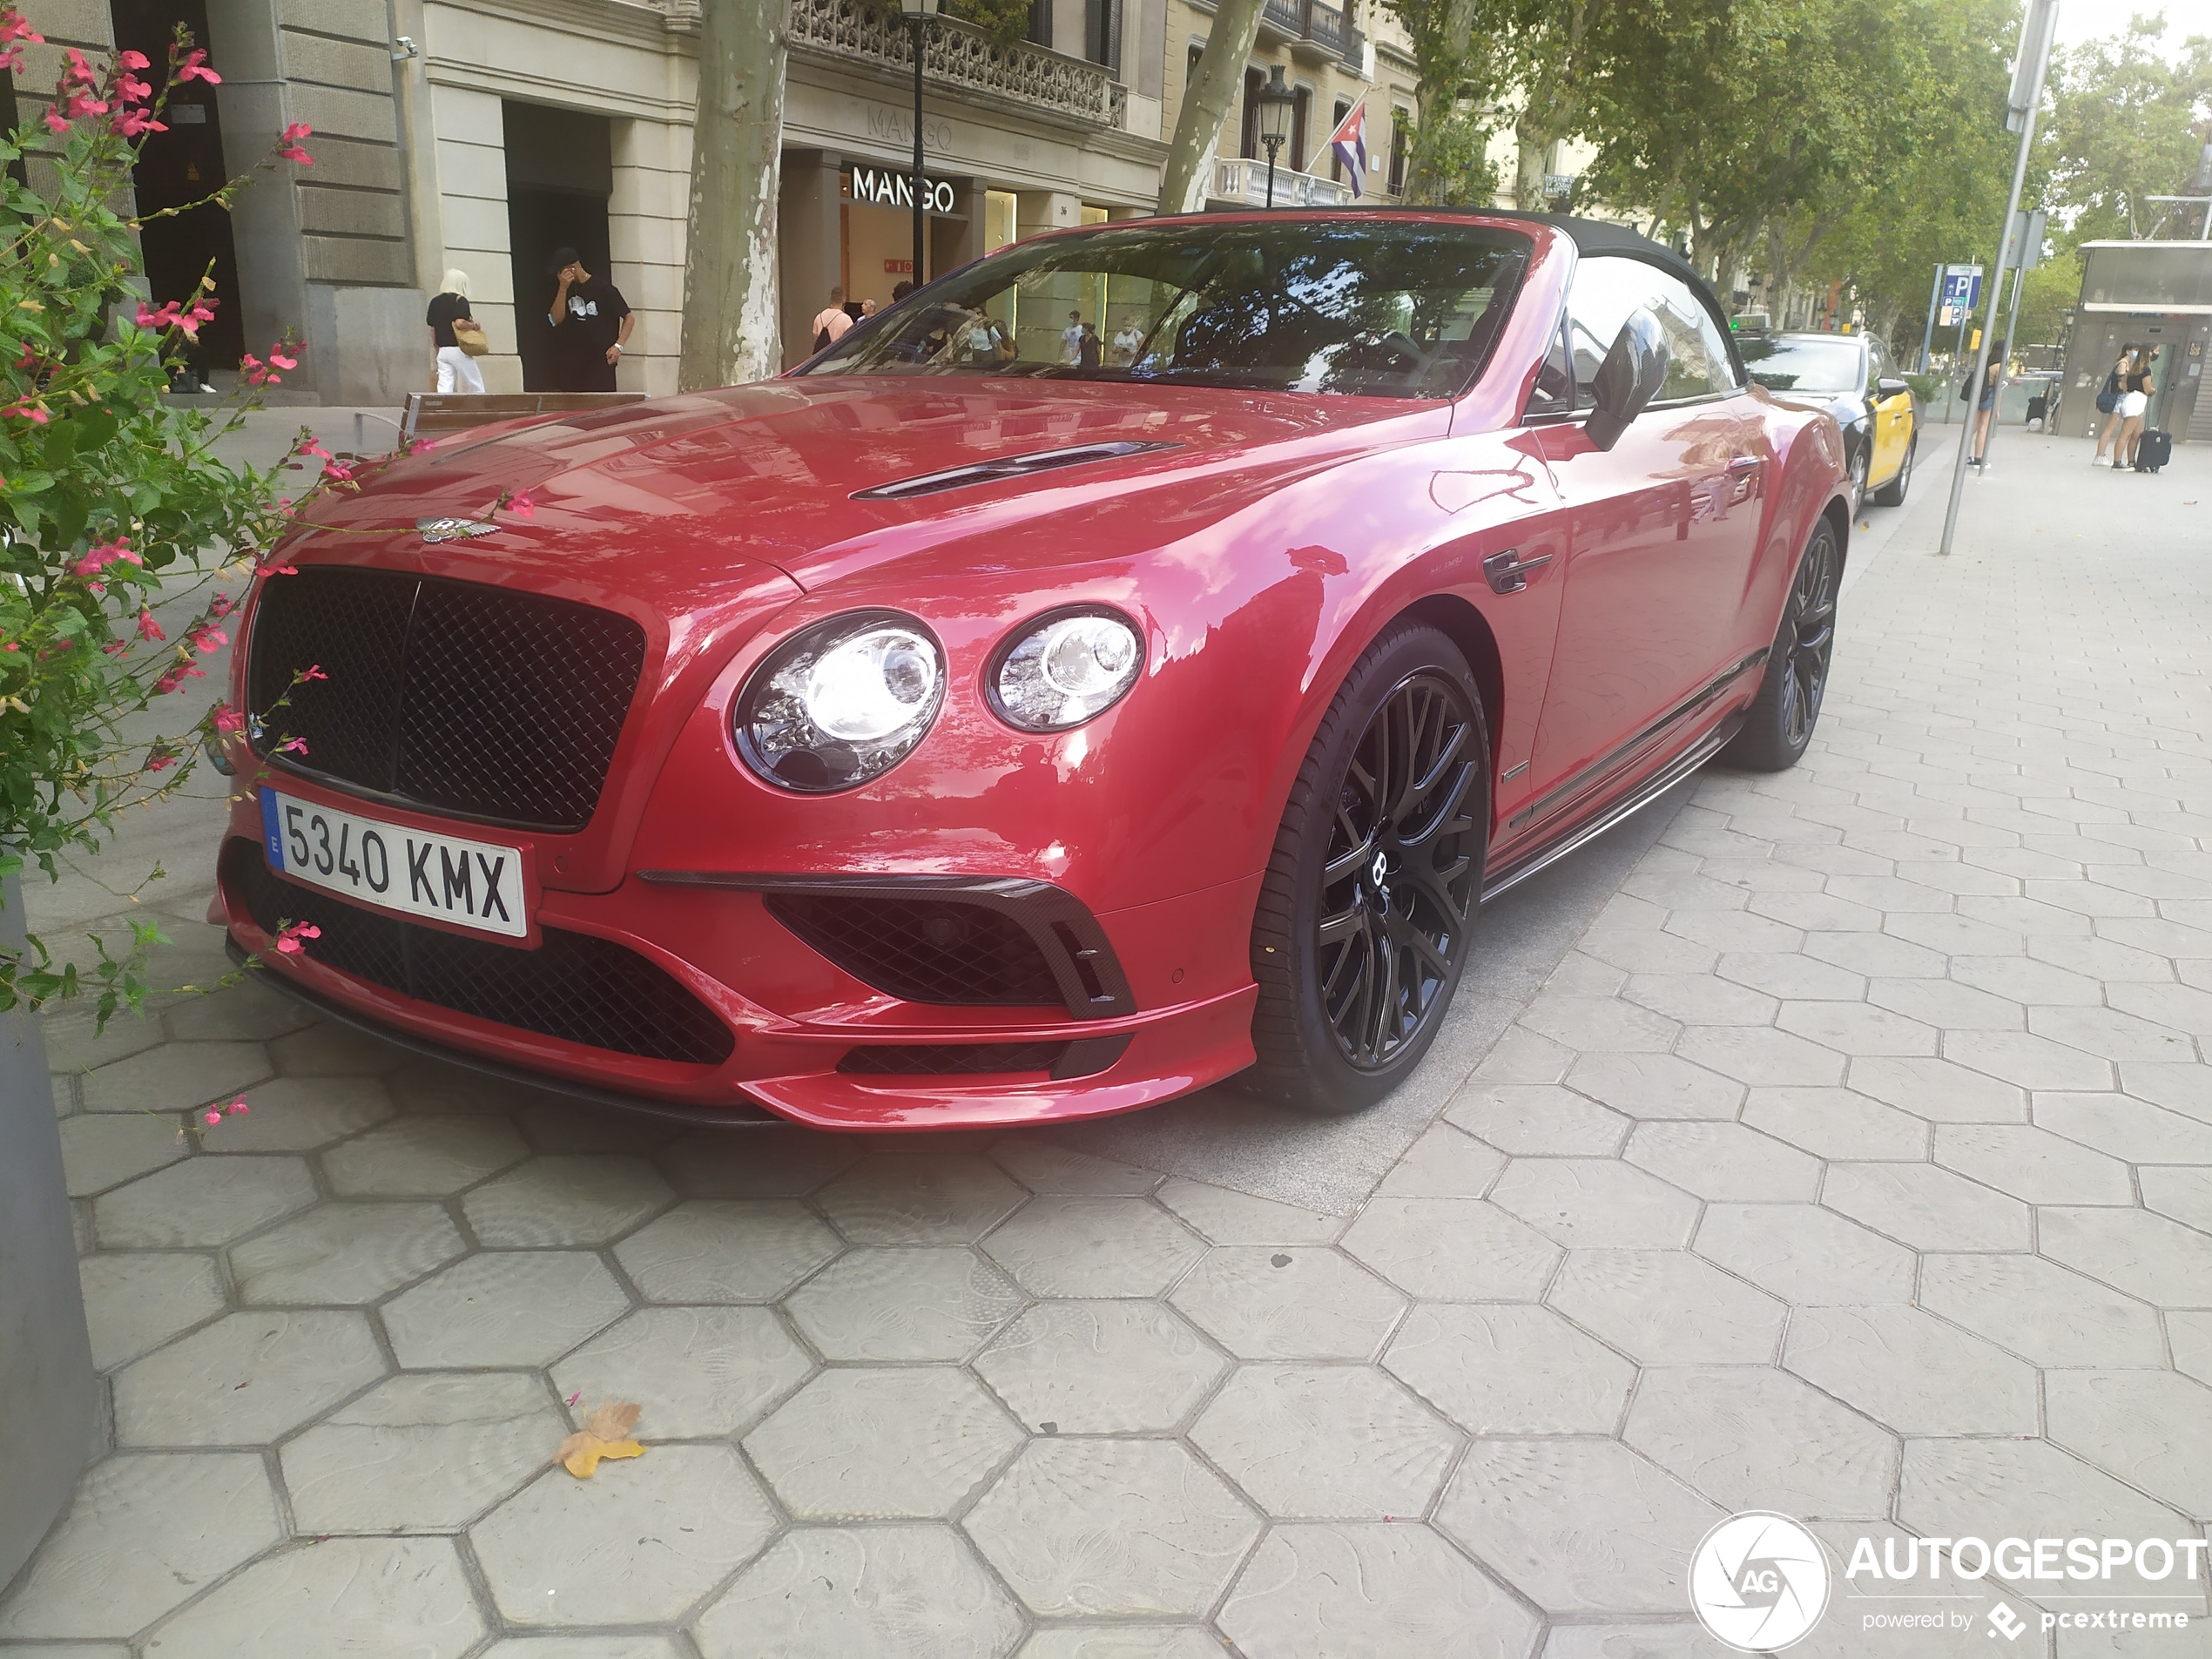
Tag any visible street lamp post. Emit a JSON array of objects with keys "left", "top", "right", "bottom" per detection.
[
  {"left": 901, "top": 0, "right": 939, "bottom": 287},
  {"left": 1255, "top": 64, "right": 1296, "bottom": 209}
]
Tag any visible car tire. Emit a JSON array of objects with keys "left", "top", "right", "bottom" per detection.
[
  {"left": 1847, "top": 442, "right": 1869, "bottom": 514},
  {"left": 1721, "top": 518, "right": 1841, "bottom": 773},
  {"left": 1872, "top": 437, "right": 1913, "bottom": 506},
  {"left": 1240, "top": 623, "right": 1490, "bottom": 1116}
]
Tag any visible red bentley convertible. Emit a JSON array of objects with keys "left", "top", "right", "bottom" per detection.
[{"left": 212, "top": 211, "right": 1850, "bottom": 1130}]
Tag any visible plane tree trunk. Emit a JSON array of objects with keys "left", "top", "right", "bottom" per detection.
[
  {"left": 679, "top": 0, "right": 786, "bottom": 390},
  {"left": 1157, "top": 0, "right": 1266, "bottom": 213}
]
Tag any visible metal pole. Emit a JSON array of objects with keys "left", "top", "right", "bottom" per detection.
[
  {"left": 1940, "top": 0, "right": 2056, "bottom": 556},
  {"left": 1919, "top": 263, "right": 1942, "bottom": 373},
  {"left": 911, "top": 16, "right": 927, "bottom": 287},
  {"left": 1264, "top": 137, "right": 1279, "bottom": 209}
]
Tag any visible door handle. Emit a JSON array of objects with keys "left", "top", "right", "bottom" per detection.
[
  {"left": 1725, "top": 455, "right": 1763, "bottom": 474},
  {"left": 1482, "top": 548, "right": 1553, "bottom": 595}
]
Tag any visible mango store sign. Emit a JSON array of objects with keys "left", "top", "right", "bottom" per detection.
[{"left": 850, "top": 165, "right": 957, "bottom": 214}]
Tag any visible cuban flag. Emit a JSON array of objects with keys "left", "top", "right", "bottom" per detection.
[{"left": 1329, "top": 98, "right": 1369, "bottom": 199}]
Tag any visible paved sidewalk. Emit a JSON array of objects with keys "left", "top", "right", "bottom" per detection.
[{"left": 5, "top": 433, "right": 2211, "bottom": 1657}]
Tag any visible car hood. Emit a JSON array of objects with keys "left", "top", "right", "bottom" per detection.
[{"left": 288, "top": 378, "right": 1447, "bottom": 599}]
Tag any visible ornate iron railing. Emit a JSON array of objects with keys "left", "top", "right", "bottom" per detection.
[
  {"left": 1212, "top": 155, "right": 1353, "bottom": 209},
  {"left": 1258, "top": 0, "right": 1364, "bottom": 66},
  {"left": 786, "top": 0, "right": 1128, "bottom": 128}
]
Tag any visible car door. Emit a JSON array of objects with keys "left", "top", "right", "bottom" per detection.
[
  {"left": 1521, "top": 254, "right": 1768, "bottom": 835},
  {"left": 1866, "top": 339, "right": 1912, "bottom": 485}
]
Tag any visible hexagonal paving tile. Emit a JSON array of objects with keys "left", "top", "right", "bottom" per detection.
[
  {"left": 1945, "top": 1031, "right": 2115, "bottom": 1092},
  {"left": 193, "top": 1075, "right": 395, "bottom": 1151},
  {"left": 989, "top": 1138, "right": 1161, "bottom": 1195},
  {"left": 1548, "top": 1249, "right": 1786, "bottom": 1364},
  {"left": 964, "top": 1440, "right": 1260, "bottom": 1617},
  {"left": 163, "top": 979, "right": 320, "bottom": 1043},
  {"left": 267, "top": 1020, "right": 408, "bottom": 1077},
  {"left": 1820, "top": 1163, "right": 2031, "bottom": 1251},
  {"left": 2046, "top": 1369, "right": 2212, "bottom": 1517},
  {"left": 1541, "top": 1623, "right": 1733, "bottom": 1659},
  {"left": 1623, "top": 1120, "right": 1822, "bottom": 1201},
  {"left": 1784, "top": 1305, "right": 2037, "bottom": 1434},
  {"left": 1012, "top": 1631, "right": 1221, "bottom": 1659},
  {"left": 1918, "top": 1253, "right": 2166, "bottom": 1367},
  {"left": 1675, "top": 1027, "right": 1846, "bottom": 1089},
  {"left": 1691, "top": 1204, "right": 1915, "bottom": 1305},
  {"left": 228, "top": 1201, "right": 465, "bottom": 1305},
  {"left": 77, "top": 1250, "right": 225, "bottom": 1371},
  {"left": 1340, "top": 1197, "right": 1561, "bottom": 1300},
  {"left": 2039, "top": 1206, "right": 2212, "bottom": 1308},
  {"left": 1565, "top": 1053, "right": 1746, "bottom": 1119},
  {"left": 385, "top": 1060, "right": 547, "bottom": 1116},
  {"left": 381, "top": 1251, "right": 631, "bottom": 1369},
  {"left": 552, "top": 1306, "right": 810, "bottom": 1438},
  {"left": 816, "top": 1149, "right": 1028, "bottom": 1244},
  {"left": 1741, "top": 1086, "right": 1928, "bottom": 1161},
  {"left": 1190, "top": 1365, "right": 1456, "bottom": 1520},
  {"left": 981, "top": 1196, "right": 1207, "bottom": 1298},
  {"left": 1931, "top": 1123, "right": 2134, "bottom": 1206},
  {"left": 78, "top": 1039, "right": 271, "bottom": 1114},
  {"left": 695, "top": 1525, "right": 1023, "bottom": 1659},
  {"left": 1624, "top": 1366, "right": 1897, "bottom": 1518},
  {"left": 1374, "top": 1124, "right": 1508, "bottom": 1197},
  {"left": 112, "top": 1308, "right": 385, "bottom": 1447},
  {"left": 1168, "top": 1248, "right": 1406, "bottom": 1360},
  {"left": 92, "top": 1155, "right": 318, "bottom": 1248},
  {"left": 784, "top": 1246, "right": 1024, "bottom": 1361},
  {"left": 1845, "top": 1055, "right": 2027, "bottom": 1123},
  {"left": 610, "top": 1199, "right": 840, "bottom": 1303},
  {"left": 1153, "top": 1179, "right": 1343, "bottom": 1244},
  {"left": 58, "top": 1110, "right": 186, "bottom": 1197},
  {"left": 321, "top": 1114, "right": 529, "bottom": 1197},
  {"left": 513, "top": 1102, "right": 681, "bottom": 1155},
  {"left": 1776, "top": 1001, "right": 1940, "bottom": 1056},
  {"left": 974, "top": 1300, "right": 1227, "bottom": 1433},
  {"left": 2034, "top": 1092, "right": 2212, "bottom": 1164},
  {"left": 744, "top": 1366, "right": 1022, "bottom": 1518},
  {"left": 651, "top": 1126, "right": 860, "bottom": 1198},
  {"left": 1382, "top": 1302, "right": 1635, "bottom": 1434},
  {"left": 0, "top": 1453, "right": 281, "bottom": 1639},
  {"left": 2142, "top": 1165, "right": 2212, "bottom": 1232},
  {"left": 2172, "top": 1312, "right": 2212, "bottom": 1388},
  {"left": 1444, "top": 1083, "right": 1633, "bottom": 1155},
  {"left": 280, "top": 1372, "right": 566, "bottom": 1534},
  {"left": 471, "top": 1444, "right": 778, "bottom": 1627},
  {"left": 1487, "top": 1158, "right": 1701, "bottom": 1248},
  {"left": 1219, "top": 1523, "right": 1544, "bottom": 1659},
  {"left": 1433, "top": 1438, "right": 1723, "bottom": 1617},
  {"left": 136, "top": 1535, "right": 484, "bottom": 1659},
  {"left": 462, "top": 1154, "right": 674, "bottom": 1246}
]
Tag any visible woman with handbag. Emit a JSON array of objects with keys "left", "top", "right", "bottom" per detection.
[
  {"left": 426, "top": 268, "right": 489, "bottom": 394},
  {"left": 2093, "top": 345, "right": 2134, "bottom": 465},
  {"left": 2113, "top": 346, "right": 2155, "bottom": 470}
]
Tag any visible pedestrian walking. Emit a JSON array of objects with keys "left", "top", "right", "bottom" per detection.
[
  {"left": 1062, "top": 310, "right": 1084, "bottom": 366},
  {"left": 2114, "top": 347, "right": 2156, "bottom": 469},
  {"left": 811, "top": 287, "right": 853, "bottom": 353},
  {"left": 1078, "top": 321, "right": 1102, "bottom": 369},
  {"left": 1966, "top": 338, "right": 2006, "bottom": 469},
  {"left": 1110, "top": 318, "right": 1144, "bottom": 367},
  {"left": 545, "top": 247, "right": 632, "bottom": 392},
  {"left": 425, "top": 267, "right": 486, "bottom": 395},
  {"left": 2093, "top": 344, "right": 2135, "bottom": 464}
]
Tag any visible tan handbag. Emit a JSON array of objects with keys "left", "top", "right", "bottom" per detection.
[{"left": 450, "top": 318, "right": 490, "bottom": 357}]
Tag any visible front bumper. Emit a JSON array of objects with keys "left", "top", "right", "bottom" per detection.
[{"left": 214, "top": 806, "right": 1260, "bottom": 1132}]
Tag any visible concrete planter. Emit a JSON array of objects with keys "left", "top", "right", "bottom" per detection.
[{"left": 0, "top": 874, "right": 99, "bottom": 1588}]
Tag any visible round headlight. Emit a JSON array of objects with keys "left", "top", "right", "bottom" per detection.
[
  {"left": 990, "top": 608, "right": 1143, "bottom": 732},
  {"left": 736, "top": 611, "right": 945, "bottom": 792}
]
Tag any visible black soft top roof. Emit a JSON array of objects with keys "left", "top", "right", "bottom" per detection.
[{"left": 1343, "top": 206, "right": 1707, "bottom": 292}]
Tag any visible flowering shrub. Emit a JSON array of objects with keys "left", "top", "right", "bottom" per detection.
[{"left": 0, "top": 17, "right": 325, "bottom": 1028}]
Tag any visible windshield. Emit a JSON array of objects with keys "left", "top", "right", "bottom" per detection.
[
  {"left": 1739, "top": 335, "right": 1862, "bottom": 395},
  {"left": 802, "top": 219, "right": 1533, "bottom": 400}
]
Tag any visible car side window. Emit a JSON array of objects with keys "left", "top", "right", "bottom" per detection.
[
  {"left": 1526, "top": 314, "right": 1574, "bottom": 416},
  {"left": 1566, "top": 255, "right": 1739, "bottom": 409}
]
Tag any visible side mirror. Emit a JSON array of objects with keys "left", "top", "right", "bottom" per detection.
[
  {"left": 1876, "top": 376, "right": 1911, "bottom": 399},
  {"left": 1586, "top": 309, "right": 1670, "bottom": 450}
]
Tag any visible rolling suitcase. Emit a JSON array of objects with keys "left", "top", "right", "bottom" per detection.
[{"left": 2135, "top": 429, "right": 2172, "bottom": 474}]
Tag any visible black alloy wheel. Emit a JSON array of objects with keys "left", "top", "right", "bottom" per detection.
[
  {"left": 1873, "top": 437, "right": 1913, "bottom": 506},
  {"left": 1847, "top": 442, "right": 1870, "bottom": 514},
  {"left": 1723, "top": 518, "right": 1840, "bottom": 772},
  {"left": 1244, "top": 623, "right": 1489, "bottom": 1114}
]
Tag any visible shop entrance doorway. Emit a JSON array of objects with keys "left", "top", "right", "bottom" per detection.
[{"left": 502, "top": 102, "right": 611, "bottom": 392}]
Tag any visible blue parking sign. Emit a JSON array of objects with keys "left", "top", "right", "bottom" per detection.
[{"left": 1940, "top": 266, "right": 1982, "bottom": 311}]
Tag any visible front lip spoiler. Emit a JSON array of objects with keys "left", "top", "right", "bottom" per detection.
[{"left": 226, "top": 935, "right": 784, "bottom": 1129}]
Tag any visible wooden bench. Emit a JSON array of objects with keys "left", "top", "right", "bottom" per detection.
[{"left": 400, "top": 391, "right": 647, "bottom": 442}]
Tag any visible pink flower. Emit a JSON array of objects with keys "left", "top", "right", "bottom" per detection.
[
  {"left": 211, "top": 703, "right": 246, "bottom": 734},
  {"left": 300, "top": 437, "right": 331, "bottom": 460},
  {"left": 203, "top": 1109, "right": 222, "bottom": 1126},
  {"left": 0, "top": 14, "right": 46, "bottom": 45},
  {"left": 503, "top": 491, "right": 536, "bottom": 520},
  {"left": 113, "top": 106, "right": 165, "bottom": 138},
  {"left": 299, "top": 664, "right": 327, "bottom": 682},
  {"left": 117, "top": 48, "right": 149, "bottom": 69},
  {"left": 276, "top": 121, "right": 313, "bottom": 165},
  {"left": 71, "top": 538, "right": 140, "bottom": 577},
  {"left": 176, "top": 48, "right": 219, "bottom": 84},
  {"left": 136, "top": 300, "right": 181, "bottom": 330},
  {"left": 145, "top": 749, "right": 176, "bottom": 772},
  {"left": 273, "top": 921, "right": 320, "bottom": 954},
  {"left": 276, "top": 735, "right": 307, "bottom": 755},
  {"left": 188, "top": 624, "right": 227, "bottom": 655},
  {"left": 42, "top": 107, "right": 68, "bottom": 135},
  {"left": 269, "top": 349, "right": 298, "bottom": 371},
  {"left": 207, "top": 592, "right": 234, "bottom": 619},
  {"left": 260, "top": 560, "right": 299, "bottom": 577},
  {"left": 322, "top": 460, "right": 356, "bottom": 485},
  {"left": 227, "top": 1099, "right": 248, "bottom": 1116},
  {"left": 152, "top": 661, "right": 206, "bottom": 694},
  {"left": 136, "top": 609, "right": 165, "bottom": 643}
]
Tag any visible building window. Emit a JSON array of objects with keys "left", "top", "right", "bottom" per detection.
[
  {"left": 1291, "top": 85, "right": 1310, "bottom": 172},
  {"left": 1239, "top": 67, "right": 1262, "bottom": 159},
  {"left": 1329, "top": 98, "right": 1350, "bottom": 182},
  {"left": 1028, "top": 0, "right": 1051, "bottom": 48},
  {"left": 1387, "top": 111, "right": 1409, "bottom": 194},
  {"left": 1084, "top": 0, "right": 1121, "bottom": 73}
]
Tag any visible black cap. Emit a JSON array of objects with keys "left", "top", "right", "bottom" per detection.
[{"left": 547, "top": 246, "right": 580, "bottom": 273}]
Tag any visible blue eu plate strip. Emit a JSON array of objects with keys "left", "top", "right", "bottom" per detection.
[{"left": 260, "top": 788, "right": 285, "bottom": 871}]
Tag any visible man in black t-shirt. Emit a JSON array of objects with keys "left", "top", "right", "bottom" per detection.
[{"left": 545, "top": 246, "right": 633, "bottom": 392}]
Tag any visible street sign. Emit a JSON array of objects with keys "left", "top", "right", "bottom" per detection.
[
  {"left": 1940, "top": 265, "right": 1983, "bottom": 314},
  {"left": 2004, "top": 208, "right": 2048, "bottom": 273}
]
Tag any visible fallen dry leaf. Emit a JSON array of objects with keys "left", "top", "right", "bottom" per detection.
[{"left": 559, "top": 1399, "right": 644, "bottom": 1479}]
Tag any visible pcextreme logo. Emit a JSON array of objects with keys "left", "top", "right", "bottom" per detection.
[{"left": 1689, "top": 1512, "right": 1831, "bottom": 1652}]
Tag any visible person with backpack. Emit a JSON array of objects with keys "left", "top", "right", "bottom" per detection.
[
  {"left": 2094, "top": 345, "right": 2135, "bottom": 465},
  {"left": 1963, "top": 338, "right": 2006, "bottom": 470},
  {"left": 2114, "top": 346, "right": 2157, "bottom": 470}
]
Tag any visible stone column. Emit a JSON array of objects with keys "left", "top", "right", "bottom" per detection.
[
  {"left": 1014, "top": 191, "right": 1083, "bottom": 362},
  {"left": 779, "top": 149, "right": 844, "bottom": 371}
]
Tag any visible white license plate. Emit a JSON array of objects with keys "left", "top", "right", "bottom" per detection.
[{"left": 259, "top": 788, "right": 529, "bottom": 939}]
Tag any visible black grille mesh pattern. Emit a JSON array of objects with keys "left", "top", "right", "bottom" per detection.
[
  {"left": 247, "top": 567, "right": 647, "bottom": 831},
  {"left": 226, "top": 841, "right": 733, "bottom": 1066},
  {"left": 839, "top": 1042, "right": 1068, "bottom": 1076},
  {"left": 766, "top": 894, "right": 1063, "bottom": 1007}
]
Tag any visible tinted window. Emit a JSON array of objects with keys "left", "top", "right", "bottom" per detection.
[
  {"left": 1527, "top": 315, "right": 1574, "bottom": 416},
  {"left": 1740, "top": 335, "right": 1865, "bottom": 395},
  {"left": 1567, "top": 255, "right": 1739, "bottom": 408},
  {"left": 806, "top": 221, "right": 1531, "bottom": 400}
]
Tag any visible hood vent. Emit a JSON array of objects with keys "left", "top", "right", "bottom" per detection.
[{"left": 851, "top": 440, "right": 1182, "bottom": 502}]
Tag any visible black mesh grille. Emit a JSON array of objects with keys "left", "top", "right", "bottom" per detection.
[
  {"left": 225, "top": 840, "right": 732, "bottom": 1066},
  {"left": 247, "top": 567, "right": 647, "bottom": 832},
  {"left": 839, "top": 1042, "right": 1069, "bottom": 1076},
  {"left": 766, "top": 894, "right": 1063, "bottom": 1007}
]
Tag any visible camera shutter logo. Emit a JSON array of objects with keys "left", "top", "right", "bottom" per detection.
[{"left": 1689, "top": 1512, "right": 1831, "bottom": 1651}]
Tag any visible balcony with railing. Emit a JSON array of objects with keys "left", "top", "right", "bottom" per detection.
[
  {"left": 1256, "top": 0, "right": 1366, "bottom": 68},
  {"left": 1211, "top": 155, "right": 1355, "bottom": 209},
  {"left": 786, "top": 0, "right": 1130, "bottom": 129}
]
